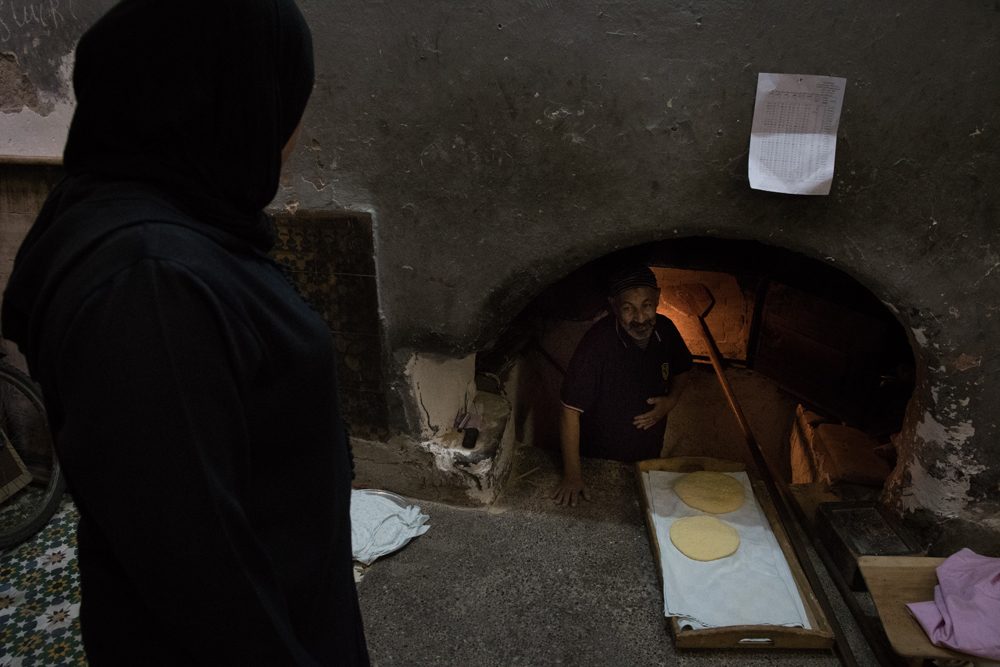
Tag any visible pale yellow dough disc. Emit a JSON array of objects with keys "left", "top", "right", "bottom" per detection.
[
  {"left": 669, "top": 515, "right": 741, "bottom": 561},
  {"left": 673, "top": 471, "right": 745, "bottom": 514}
]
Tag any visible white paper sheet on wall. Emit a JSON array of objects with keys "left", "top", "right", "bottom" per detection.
[{"left": 748, "top": 73, "right": 847, "bottom": 195}]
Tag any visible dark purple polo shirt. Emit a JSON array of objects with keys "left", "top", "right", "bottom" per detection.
[{"left": 561, "top": 313, "right": 693, "bottom": 462}]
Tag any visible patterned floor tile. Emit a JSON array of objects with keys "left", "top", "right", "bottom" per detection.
[{"left": 0, "top": 497, "right": 85, "bottom": 666}]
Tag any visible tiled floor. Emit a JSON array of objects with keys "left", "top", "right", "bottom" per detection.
[{"left": 0, "top": 497, "right": 85, "bottom": 666}]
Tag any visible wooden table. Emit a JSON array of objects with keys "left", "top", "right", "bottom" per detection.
[{"left": 859, "top": 555, "right": 994, "bottom": 666}]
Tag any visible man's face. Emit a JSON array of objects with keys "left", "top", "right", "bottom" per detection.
[{"left": 611, "top": 286, "right": 660, "bottom": 342}]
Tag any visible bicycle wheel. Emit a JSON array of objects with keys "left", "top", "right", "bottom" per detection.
[{"left": 0, "top": 362, "right": 65, "bottom": 549}]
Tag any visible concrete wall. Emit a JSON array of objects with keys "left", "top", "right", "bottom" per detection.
[
  {"left": 0, "top": 1, "right": 109, "bottom": 159},
  {"left": 3, "top": 1, "right": 998, "bottom": 548},
  {"left": 284, "top": 0, "right": 999, "bottom": 550}
]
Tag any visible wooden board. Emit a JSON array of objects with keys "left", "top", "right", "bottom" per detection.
[
  {"left": 858, "top": 556, "right": 983, "bottom": 663},
  {"left": 787, "top": 482, "right": 841, "bottom": 525},
  {"left": 0, "top": 439, "right": 32, "bottom": 503},
  {"left": 635, "top": 456, "right": 835, "bottom": 650}
]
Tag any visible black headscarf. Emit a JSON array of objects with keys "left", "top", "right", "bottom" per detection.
[
  {"left": 3, "top": 0, "right": 314, "bottom": 351},
  {"left": 63, "top": 0, "right": 314, "bottom": 245}
]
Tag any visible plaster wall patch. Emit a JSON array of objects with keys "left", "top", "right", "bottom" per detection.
[
  {"left": 955, "top": 353, "right": 982, "bottom": 371},
  {"left": 418, "top": 439, "right": 460, "bottom": 473},
  {"left": 903, "top": 459, "right": 969, "bottom": 517},
  {"left": 455, "top": 458, "right": 493, "bottom": 478},
  {"left": 977, "top": 510, "right": 1000, "bottom": 532},
  {"left": 905, "top": 412, "right": 982, "bottom": 516},
  {"left": 915, "top": 412, "right": 975, "bottom": 447},
  {"left": 0, "top": 51, "right": 73, "bottom": 159},
  {"left": 404, "top": 352, "right": 476, "bottom": 439},
  {"left": 945, "top": 451, "right": 986, "bottom": 477},
  {"left": 417, "top": 438, "right": 494, "bottom": 478}
]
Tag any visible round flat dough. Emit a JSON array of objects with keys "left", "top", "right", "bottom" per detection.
[
  {"left": 673, "top": 471, "right": 745, "bottom": 514},
  {"left": 669, "top": 515, "right": 740, "bottom": 561}
]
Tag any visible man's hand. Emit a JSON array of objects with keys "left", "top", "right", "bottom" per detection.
[
  {"left": 552, "top": 475, "right": 590, "bottom": 506},
  {"left": 633, "top": 395, "right": 676, "bottom": 430}
]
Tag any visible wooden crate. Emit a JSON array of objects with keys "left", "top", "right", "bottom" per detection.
[{"left": 635, "top": 456, "right": 835, "bottom": 650}]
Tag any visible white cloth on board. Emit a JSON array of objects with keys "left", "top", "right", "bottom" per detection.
[
  {"left": 350, "top": 489, "right": 430, "bottom": 565},
  {"left": 644, "top": 470, "right": 811, "bottom": 630}
]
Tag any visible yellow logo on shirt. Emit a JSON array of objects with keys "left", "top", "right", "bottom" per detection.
[{"left": 661, "top": 362, "right": 671, "bottom": 382}]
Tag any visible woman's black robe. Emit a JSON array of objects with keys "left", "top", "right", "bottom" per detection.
[{"left": 2, "top": 1, "right": 368, "bottom": 663}]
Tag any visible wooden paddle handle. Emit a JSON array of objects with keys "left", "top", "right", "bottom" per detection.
[
  {"left": 696, "top": 318, "right": 755, "bottom": 444},
  {"left": 691, "top": 312, "right": 859, "bottom": 667}
]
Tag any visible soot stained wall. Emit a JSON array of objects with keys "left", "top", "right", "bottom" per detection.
[
  {"left": 2, "top": 1, "right": 998, "bottom": 547},
  {"left": 289, "top": 1, "right": 998, "bottom": 352},
  {"left": 283, "top": 0, "right": 999, "bottom": 549},
  {"left": 0, "top": 1, "right": 111, "bottom": 157},
  {"left": 0, "top": 1, "right": 106, "bottom": 99}
]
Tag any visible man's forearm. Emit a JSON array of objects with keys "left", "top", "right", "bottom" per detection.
[{"left": 560, "top": 406, "right": 583, "bottom": 479}]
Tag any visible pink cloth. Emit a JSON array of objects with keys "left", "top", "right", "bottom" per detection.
[{"left": 906, "top": 548, "right": 1000, "bottom": 661}]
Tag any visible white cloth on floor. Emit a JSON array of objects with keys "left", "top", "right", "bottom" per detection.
[
  {"left": 350, "top": 489, "right": 430, "bottom": 565},
  {"left": 644, "top": 470, "right": 811, "bottom": 630}
]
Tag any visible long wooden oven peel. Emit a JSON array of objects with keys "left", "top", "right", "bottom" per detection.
[{"left": 661, "top": 283, "right": 858, "bottom": 666}]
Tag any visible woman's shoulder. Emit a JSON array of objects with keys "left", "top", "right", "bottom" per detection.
[{"left": 105, "top": 219, "right": 241, "bottom": 261}]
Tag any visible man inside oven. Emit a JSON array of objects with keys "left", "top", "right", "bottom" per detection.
[{"left": 553, "top": 266, "right": 693, "bottom": 506}]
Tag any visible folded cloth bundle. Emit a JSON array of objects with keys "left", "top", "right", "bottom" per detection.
[
  {"left": 907, "top": 548, "right": 1000, "bottom": 661},
  {"left": 350, "top": 489, "right": 430, "bottom": 565}
]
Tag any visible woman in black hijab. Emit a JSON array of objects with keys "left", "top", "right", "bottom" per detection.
[{"left": 2, "top": 1, "right": 369, "bottom": 664}]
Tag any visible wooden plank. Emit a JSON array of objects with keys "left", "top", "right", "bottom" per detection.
[
  {"left": 636, "top": 456, "right": 834, "bottom": 650},
  {"left": 670, "top": 622, "right": 832, "bottom": 650},
  {"left": 0, "top": 441, "right": 32, "bottom": 503},
  {"left": 787, "top": 483, "right": 841, "bottom": 526},
  {"left": 636, "top": 456, "right": 745, "bottom": 475},
  {"left": 0, "top": 155, "right": 63, "bottom": 166},
  {"left": 858, "top": 556, "right": 981, "bottom": 663}
]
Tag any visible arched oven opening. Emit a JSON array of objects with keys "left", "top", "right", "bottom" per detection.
[{"left": 478, "top": 236, "right": 916, "bottom": 544}]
